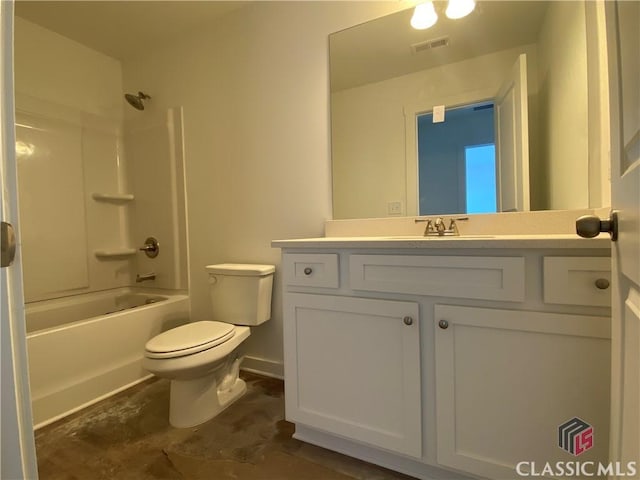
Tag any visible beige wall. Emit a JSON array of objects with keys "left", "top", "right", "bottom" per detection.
[{"left": 123, "top": 2, "right": 405, "bottom": 375}]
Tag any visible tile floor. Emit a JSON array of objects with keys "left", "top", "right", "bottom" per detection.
[{"left": 34, "top": 372, "right": 417, "bottom": 480}]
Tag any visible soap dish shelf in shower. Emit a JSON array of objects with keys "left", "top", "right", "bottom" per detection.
[
  {"left": 94, "top": 248, "right": 137, "bottom": 258},
  {"left": 91, "top": 193, "right": 135, "bottom": 202}
]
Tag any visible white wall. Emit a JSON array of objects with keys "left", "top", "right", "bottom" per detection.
[
  {"left": 122, "top": 1, "right": 405, "bottom": 376},
  {"left": 14, "top": 18, "right": 122, "bottom": 120},
  {"left": 537, "top": 1, "right": 589, "bottom": 210},
  {"left": 332, "top": 45, "right": 538, "bottom": 219}
]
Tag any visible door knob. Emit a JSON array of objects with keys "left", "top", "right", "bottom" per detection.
[
  {"left": 576, "top": 211, "right": 618, "bottom": 241},
  {"left": 1, "top": 221, "right": 16, "bottom": 267}
]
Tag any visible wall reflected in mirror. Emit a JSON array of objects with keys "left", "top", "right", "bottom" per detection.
[{"left": 330, "top": 1, "right": 610, "bottom": 220}]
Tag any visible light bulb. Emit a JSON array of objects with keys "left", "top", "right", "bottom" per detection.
[
  {"left": 411, "top": 2, "right": 438, "bottom": 30},
  {"left": 445, "top": 0, "right": 475, "bottom": 19}
]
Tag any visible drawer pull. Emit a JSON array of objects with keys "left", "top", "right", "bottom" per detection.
[
  {"left": 303, "top": 267, "right": 313, "bottom": 276},
  {"left": 595, "top": 278, "right": 610, "bottom": 290},
  {"left": 403, "top": 316, "right": 413, "bottom": 326},
  {"left": 438, "top": 319, "right": 449, "bottom": 329}
]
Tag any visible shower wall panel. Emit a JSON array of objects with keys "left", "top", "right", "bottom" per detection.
[
  {"left": 125, "top": 107, "right": 188, "bottom": 291},
  {"left": 16, "top": 111, "right": 90, "bottom": 300},
  {"left": 15, "top": 96, "right": 133, "bottom": 303}
]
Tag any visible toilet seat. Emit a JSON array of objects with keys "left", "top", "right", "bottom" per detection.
[{"left": 145, "top": 321, "right": 235, "bottom": 359}]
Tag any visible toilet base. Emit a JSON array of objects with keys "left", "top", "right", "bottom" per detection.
[{"left": 168, "top": 364, "right": 247, "bottom": 428}]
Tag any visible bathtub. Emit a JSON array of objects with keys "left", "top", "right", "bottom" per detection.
[{"left": 26, "top": 288, "right": 189, "bottom": 429}]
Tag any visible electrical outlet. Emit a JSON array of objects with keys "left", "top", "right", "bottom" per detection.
[{"left": 388, "top": 201, "right": 402, "bottom": 216}]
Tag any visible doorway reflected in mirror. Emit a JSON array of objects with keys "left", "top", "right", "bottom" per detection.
[{"left": 417, "top": 102, "right": 496, "bottom": 215}]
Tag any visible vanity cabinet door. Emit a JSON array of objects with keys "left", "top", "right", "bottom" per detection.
[
  {"left": 283, "top": 293, "right": 422, "bottom": 458},
  {"left": 434, "top": 305, "right": 611, "bottom": 479}
]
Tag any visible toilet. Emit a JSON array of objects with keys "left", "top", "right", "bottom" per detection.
[{"left": 143, "top": 263, "right": 275, "bottom": 428}]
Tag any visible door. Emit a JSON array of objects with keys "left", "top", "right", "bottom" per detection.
[
  {"left": 606, "top": 1, "right": 640, "bottom": 476},
  {"left": 0, "top": 1, "right": 39, "bottom": 478},
  {"left": 283, "top": 293, "right": 422, "bottom": 458},
  {"left": 495, "top": 53, "right": 530, "bottom": 213}
]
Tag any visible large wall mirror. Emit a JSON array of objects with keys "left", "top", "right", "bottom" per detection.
[{"left": 330, "top": 1, "right": 611, "bottom": 219}]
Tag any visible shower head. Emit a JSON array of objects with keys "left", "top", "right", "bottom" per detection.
[{"left": 124, "top": 91, "right": 151, "bottom": 110}]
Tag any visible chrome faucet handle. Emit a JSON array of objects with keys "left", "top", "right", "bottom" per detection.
[
  {"left": 139, "top": 237, "right": 160, "bottom": 258},
  {"left": 415, "top": 218, "right": 436, "bottom": 236},
  {"left": 449, "top": 217, "right": 469, "bottom": 235},
  {"left": 447, "top": 217, "right": 469, "bottom": 236}
]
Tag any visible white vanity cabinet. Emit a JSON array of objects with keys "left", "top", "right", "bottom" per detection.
[
  {"left": 274, "top": 239, "right": 611, "bottom": 480},
  {"left": 434, "top": 305, "right": 610, "bottom": 479},
  {"left": 283, "top": 293, "right": 422, "bottom": 458}
]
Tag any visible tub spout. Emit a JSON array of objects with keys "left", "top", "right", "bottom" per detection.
[{"left": 136, "top": 272, "right": 156, "bottom": 283}]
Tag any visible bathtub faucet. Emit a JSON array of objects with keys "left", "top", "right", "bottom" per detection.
[{"left": 136, "top": 272, "right": 156, "bottom": 283}]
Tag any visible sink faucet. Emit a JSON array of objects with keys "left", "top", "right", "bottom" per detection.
[
  {"left": 434, "top": 217, "right": 446, "bottom": 235},
  {"left": 136, "top": 272, "right": 156, "bottom": 283},
  {"left": 415, "top": 217, "right": 469, "bottom": 236}
]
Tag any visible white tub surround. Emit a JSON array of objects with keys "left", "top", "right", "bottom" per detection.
[
  {"left": 272, "top": 235, "right": 610, "bottom": 480},
  {"left": 26, "top": 288, "right": 189, "bottom": 429}
]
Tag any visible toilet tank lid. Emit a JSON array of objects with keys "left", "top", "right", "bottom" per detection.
[{"left": 205, "top": 263, "right": 275, "bottom": 276}]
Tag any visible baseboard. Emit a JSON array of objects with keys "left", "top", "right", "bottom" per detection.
[{"left": 240, "top": 355, "right": 284, "bottom": 380}]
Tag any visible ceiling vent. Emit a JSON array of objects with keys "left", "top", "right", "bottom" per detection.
[{"left": 411, "top": 36, "right": 450, "bottom": 54}]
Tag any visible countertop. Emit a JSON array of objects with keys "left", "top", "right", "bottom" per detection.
[{"left": 271, "top": 234, "right": 611, "bottom": 250}]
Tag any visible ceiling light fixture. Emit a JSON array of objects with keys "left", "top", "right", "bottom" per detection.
[
  {"left": 411, "top": 1, "right": 438, "bottom": 30},
  {"left": 445, "top": 0, "right": 476, "bottom": 19}
]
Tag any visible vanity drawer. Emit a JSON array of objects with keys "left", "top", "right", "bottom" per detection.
[
  {"left": 283, "top": 253, "right": 339, "bottom": 288},
  {"left": 349, "top": 255, "right": 525, "bottom": 301},
  {"left": 543, "top": 257, "right": 611, "bottom": 307}
]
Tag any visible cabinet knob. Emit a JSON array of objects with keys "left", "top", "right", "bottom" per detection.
[
  {"left": 303, "top": 267, "right": 313, "bottom": 275},
  {"left": 595, "top": 278, "right": 610, "bottom": 290},
  {"left": 438, "top": 319, "right": 449, "bottom": 329},
  {"left": 403, "top": 316, "right": 413, "bottom": 326}
]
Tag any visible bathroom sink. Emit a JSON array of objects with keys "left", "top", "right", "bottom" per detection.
[{"left": 382, "top": 235, "right": 495, "bottom": 240}]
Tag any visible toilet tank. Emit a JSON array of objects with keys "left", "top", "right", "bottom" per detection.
[{"left": 205, "top": 264, "right": 275, "bottom": 326}]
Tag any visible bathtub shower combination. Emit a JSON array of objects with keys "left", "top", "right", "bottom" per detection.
[
  {"left": 14, "top": 92, "right": 190, "bottom": 429},
  {"left": 26, "top": 288, "right": 189, "bottom": 428}
]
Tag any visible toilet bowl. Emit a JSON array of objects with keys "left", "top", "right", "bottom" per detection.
[{"left": 142, "top": 263, "right": 274, "bottom": 428}]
